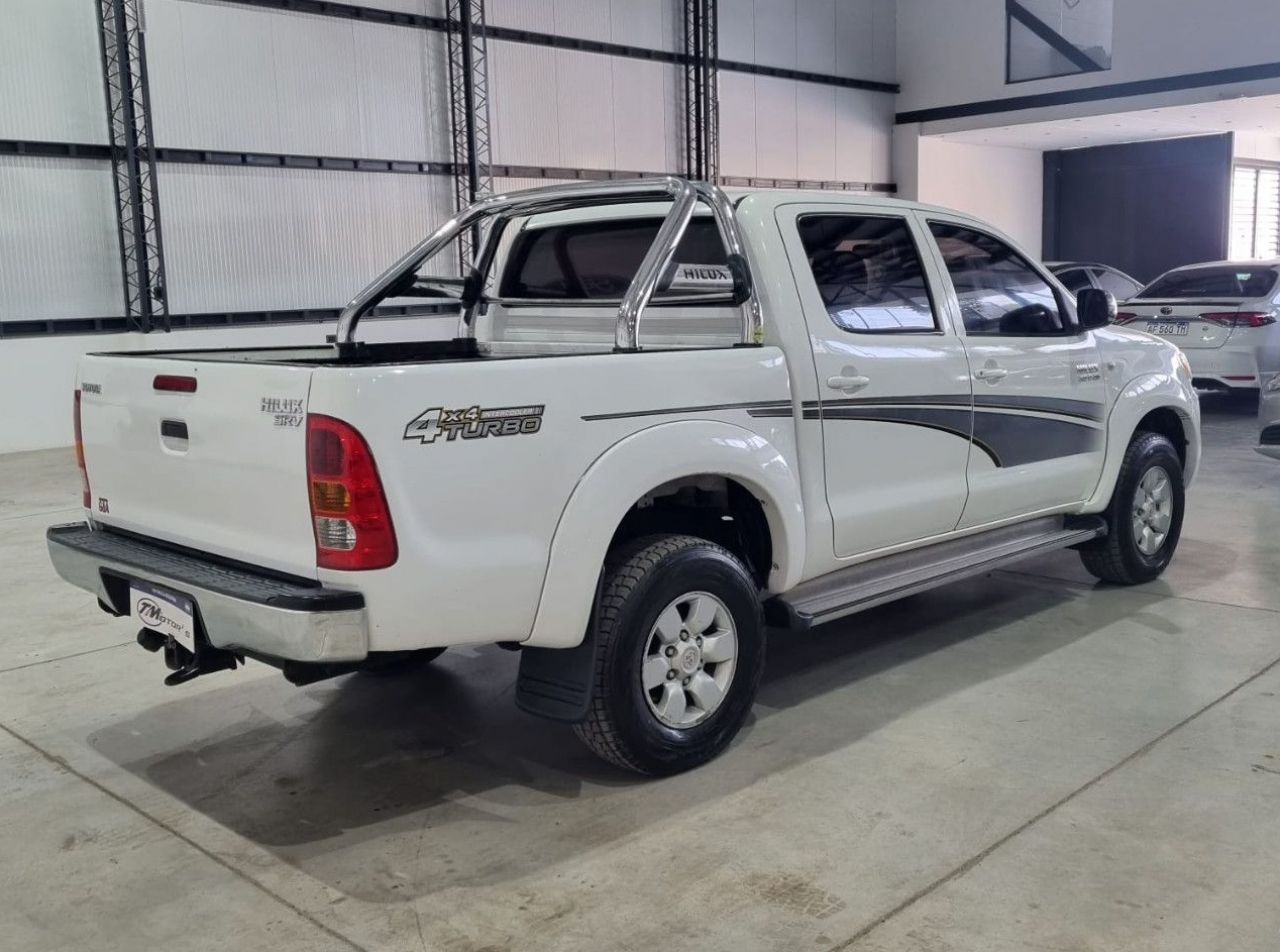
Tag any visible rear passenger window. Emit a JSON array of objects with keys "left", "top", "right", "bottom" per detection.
[
  {"left": 796, "top": 215, "right": 938, "bottom": 332},
  {"left": 928, "top": 222, "right": 1069, "bottom": 336},
  {"left": 500, "top": 217, "right": 727, "bottom": 300}
]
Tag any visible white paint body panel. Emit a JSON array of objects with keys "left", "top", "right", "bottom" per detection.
[{"left": 68, "top": 189, "right": 1201, "bottom": 656}]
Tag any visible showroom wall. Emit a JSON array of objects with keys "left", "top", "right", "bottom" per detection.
[
  {"left": 894, "top": 136, "right": 1044, "bottom": 256},
  {"left": 0, "top": 0, "right": 899, "bottom": 453},
  {"left": 896, "top": 0, "right": 1280, "bottom": 124},
  {"left": 1043, "top": 134, "right": 1233, "bottom": 283}
]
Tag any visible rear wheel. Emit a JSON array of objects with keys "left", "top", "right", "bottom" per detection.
[
  {"left": 574, "top": 535, "right": 765, "bottom": 775},
  {"left": 1079, "top": 431, "right": 1184, "bottom": 585}
]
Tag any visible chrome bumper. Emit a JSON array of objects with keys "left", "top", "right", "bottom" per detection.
[{"left": 46, "top": 524, "right": 368, "bottom": 663}]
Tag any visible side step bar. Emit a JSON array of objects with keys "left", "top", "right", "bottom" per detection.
[{"left": 768, "top": 515, "right": 1106, "bottom": 630}]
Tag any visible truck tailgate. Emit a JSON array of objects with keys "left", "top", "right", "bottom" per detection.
[{"left": 78, "top": 354, "right": 318, "bottom": 579}]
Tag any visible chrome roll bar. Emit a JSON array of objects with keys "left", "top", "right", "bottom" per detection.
[{"left": 333, "top": 176, "right": 763, "bottom": 351}]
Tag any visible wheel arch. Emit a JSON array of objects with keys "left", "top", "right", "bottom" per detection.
[
  {"left": 524, "top": 420, "right": 805, "bottom": 649},
  {"left": 1086, "top": 372, "right": 1201, "bottom": 510}
]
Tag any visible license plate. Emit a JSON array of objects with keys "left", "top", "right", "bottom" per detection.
[
  {"left": 130, "top": 581, "right": 195, "bottom": 652},
  {"left": 1147, "top": 320, "right": 1189, "bottom": 336}
]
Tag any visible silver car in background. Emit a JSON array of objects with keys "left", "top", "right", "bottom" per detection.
[
  {"left": 1116, "top": 261, "right": 1280, "bottom": 392},
  {"left": 1259, "top": 374, "right": 1280, "bottom": 459}
]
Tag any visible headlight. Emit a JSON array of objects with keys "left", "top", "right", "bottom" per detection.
[
  {"left": 1175, "top": 352, "right": 1192, "bottom": 379},
  {"left": 1265, "top": 373, "right": 1280, "bottom": 393}
]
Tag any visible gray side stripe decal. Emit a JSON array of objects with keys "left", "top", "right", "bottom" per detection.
[
  {"left": 586, "top": 394, "right": 1103, "bottom": 468},
  {"left": 583, "top": 400, "right": 791, "bottom": 421},
  {"left": 971, "top": 394, "right": 1104, "bottom": 422},
  {"left": 971, "top": 411, "right": 1103, "bottom": 466},
  {"left": 813, "top": 405, "right": 1000, "bottom": 466},
  {"left": 805, "top": 404, "right": 1100, "bottom": 468}
]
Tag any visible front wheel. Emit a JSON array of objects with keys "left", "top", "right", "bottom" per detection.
[
  {"left": 1079, "top": 431, "right": 1185, "bottom": 585},
  {"left": 574, "top": 535, "right": 765, "bottom": 775}
]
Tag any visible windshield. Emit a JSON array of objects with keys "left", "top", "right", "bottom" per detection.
[{"left": 1136, "top": 266, "right": 1277, "bottom": 300}]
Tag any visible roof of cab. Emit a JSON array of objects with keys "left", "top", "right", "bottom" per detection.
[{"left": 520, "top": 186, "right": 973, "bottom": 229}]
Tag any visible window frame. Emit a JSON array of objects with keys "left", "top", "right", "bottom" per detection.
[
  {"left": 794, "top": 211, "right": 944, "bottom": 337},
  {"left": 926, "top": 218, "right": 1080, "bottom": 339}
]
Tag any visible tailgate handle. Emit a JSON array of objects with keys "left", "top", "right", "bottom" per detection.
[{"left": 160, "top": 419, "right": 188, "bottom": 441}]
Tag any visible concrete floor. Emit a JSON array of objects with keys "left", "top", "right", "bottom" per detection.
[{"left": 2, "top": 394, "right": 1279, "bottom": 952}]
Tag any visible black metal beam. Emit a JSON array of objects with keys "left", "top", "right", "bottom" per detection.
[
  {"left": 683, "top": 0, "right": 720, "bottom": 182},
  {"left": 897, "top": 59, "right": 1280, "bottom": 124},
  {"left": 96, "top": 0, "right": 169, "bottom": 332},
  {"left": 445, "top": 0, "right": 494, "bottom": 270}
]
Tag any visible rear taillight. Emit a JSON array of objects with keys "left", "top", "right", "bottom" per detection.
[
  {"left": 1200, "top": 311, "right": 1277, "bottom": 328},
  {"left": 1113, "top": 312, "right": 1138, "bottom": 324},
  {"left": 73, "top": 390, "right": 91, "bottom": 508},
  {"left": 306, "top": 414, "right": 397, "bottom": 571}
]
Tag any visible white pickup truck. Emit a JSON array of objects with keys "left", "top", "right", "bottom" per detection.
[{"left": 48, "top": 178, "right": 1200, "bottom": 774}]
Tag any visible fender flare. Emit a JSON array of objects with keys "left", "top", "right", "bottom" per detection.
[
  {"left": 523, "top": 419, "right": 805, "bottom": 649},
  {"left": 1085, "top": 371, "right": 1201, "bottom": 510}
]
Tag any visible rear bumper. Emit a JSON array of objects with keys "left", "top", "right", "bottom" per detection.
[
  {"left": 1185, "top": 345, "right": 1260, "bottom": 389},
  {"left": 46, "top": 524, "right": 368, "bottom": 663}
]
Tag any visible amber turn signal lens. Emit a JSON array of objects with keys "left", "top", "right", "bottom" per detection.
[{"left": 310, "top": 480, "right": 351, "bottom": 514}]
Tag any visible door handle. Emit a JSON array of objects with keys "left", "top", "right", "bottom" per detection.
[
  {"left": 827, "top": 374, "right": 870, "bottom": 392},
  {"left": 974, "top": 367, "right": 1008, "bottom": 382}
]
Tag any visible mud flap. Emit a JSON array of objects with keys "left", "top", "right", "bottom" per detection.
[{"left": 514, "top": 576, "right": 602, "bottom": 723}]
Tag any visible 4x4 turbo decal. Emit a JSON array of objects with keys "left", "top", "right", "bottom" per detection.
[{"left": 404, "top": 404, "right": 545, "bottom": 445}]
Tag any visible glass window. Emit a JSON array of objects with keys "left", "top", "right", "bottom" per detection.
[
  {"left": 1230, "top": 164, "right": 1280, "bottom": 260},
  {"left": 1007, "top": 0, "right": 1112, "bottom": 83},
  {"left": 500, "top": 216, "right": 726, "bottom": 300},
  {"left": 1090, "top": 267, "right": 1141, "bottom": 300},
  {"left": 795, "top": 215, "right": 937, "bottom": 333},
  {"left": 1136, "top": 266, "right": 1278, "bottom": 300},
  {"left": 1055, "top": 268, "right": 1093, "bottom": 293},
  {"left": 928, "top": 222, "right": 1069, "bottom": 336}
]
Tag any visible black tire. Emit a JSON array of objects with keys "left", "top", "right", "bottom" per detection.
[
  {"left": 358, "top": 647, "right": 446, "bottom": 676},
  {"left": 1079, "top": 431, "right": 1185, "bottom": 585},
  {"left": 574, "top": 535, "right": 765, "bottom": 776}
]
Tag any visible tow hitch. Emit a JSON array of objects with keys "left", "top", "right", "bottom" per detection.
[{"left": 136, "top": 625, "right": 239, "bottom": 686}]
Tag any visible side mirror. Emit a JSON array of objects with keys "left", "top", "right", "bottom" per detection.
[{"left": 1077, "top": 288, "right": 1116, "bottom": 330}]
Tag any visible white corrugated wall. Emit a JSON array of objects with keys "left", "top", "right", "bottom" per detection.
[
  {"left": 145, "top": 0, "right": 451, "bottom": 161},
  {"left": 1, "top": 0, "right": 896, "bottom": 328},
  {"left": 487, "top": 0, "right": 682, "bottom": 50},
  {"left": 717, "top": 0, "right": 896, "bottom": 183},
  {"left": 159, "top": 164, "right": 454, "bottom": 313},
  {"left": 0, "top": 157, "right": 124, "bottom": 320},
  {"left": 0, "top": 0, "right": 119, "bottom": 324}
]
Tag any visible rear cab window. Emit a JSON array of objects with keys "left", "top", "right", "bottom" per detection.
[
  {"left": 1137, "top": 267, "right": 1278, "bottom": 299},
  {"left": 500, "top": 217, "right": 727, "bottom": 300}
]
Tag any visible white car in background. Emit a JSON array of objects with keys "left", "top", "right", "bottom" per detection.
[
  {"left": 1259, "top": 375, "right": 1280, "bottom": 458},
  {"left": 1116, "top": 261, "right": 1280, "bottom": 392}
]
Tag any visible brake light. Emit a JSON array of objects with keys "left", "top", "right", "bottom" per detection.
[
  {"left": 73, "top": 390, "right": 91, "bottom": 508},
  {"left": 1113, "top": 312, "right": 1138, "bottom": 324},
  {"left": 154, "top": 374, "right": 197, "bottom": 393},
  {"left": 1199, "top": 311, "right": 1276, "bottom": 328},
  {"left": 306, "top": 414, "right": 397, "bottom": 570}
]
